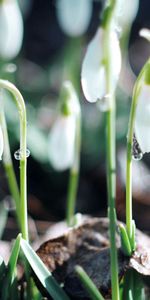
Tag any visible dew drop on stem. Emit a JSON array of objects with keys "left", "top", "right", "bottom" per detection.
[
  {"left": 132, "top": 133, "right": 143, "bottom": 161},
  {"left": 14, "top": 148, "right": 30, "bottom": 160}
]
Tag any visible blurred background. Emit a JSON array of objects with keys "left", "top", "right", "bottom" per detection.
[{"left": 0, "top": 0, "right": 150, "bottom": 237}]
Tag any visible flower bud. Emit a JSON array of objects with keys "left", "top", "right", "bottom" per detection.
[
  {"left": 0, "top": 0, "right": 23, "bottom": 60},
  {"left": 48, "top": 81, "right": 80, "bottom": 171},
  {"left": 81, "top": 28, "right": 121, "bottom": 103},
  {"left": 115, "top": 0, "right": 139, "bottom": 30},
  {"left": 135, "top": 82, "right": 150, "bottom": 154},
  {"left": 48, "top": 115, "right": 76, "bottom": 170},
  {"left": 56, "top": 0, "right": 92, "bottom": 37}
]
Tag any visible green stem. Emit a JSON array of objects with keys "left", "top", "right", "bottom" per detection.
[
  {"left": 66, "top": 114, "right": 81, "bottom": 226},
  {"left": 125, "top": 62, "right": 148, "bottom": 243},
  {"left": 0, "top": 97, "right": 21, "bottom": 227},
  {"left": 106, "top": 99, "right": 119, "bottom": 300},
  {"left": 103, "top": 0, "right": 120, "bottom": 298},
  {"left": 126, "top": 142, "right": 133, "bottom": 240},
  {"left": 0, "top": 80, "right": 28, "bottom": 241}
]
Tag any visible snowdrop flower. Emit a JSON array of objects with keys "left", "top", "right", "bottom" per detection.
[
  {"left": 48, "top": 81, "right": 80, "bottom": 171},
  {"left": 0, "top": 0, "right": 23, "bottom": 60},
  {"left": 56, "top": 0, "right": 92, "bottom": 37},
  {"left": 81, "top": 27, "right": 121, "bottom": 103},
  {"left": 134, "top": 69, "right": 150, "bottom": 154},
  {"left": 115, "top": 0, "right": 139, "bottom": 30},
  {"left": 0, "top": 126, "right": 4, "bottom": 160}
]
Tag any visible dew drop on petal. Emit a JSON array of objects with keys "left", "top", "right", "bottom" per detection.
[
  {"left": 97, "top": 94, "right": 111, "bottom": 112},
  {"left": 132, "top": 152, "right": 143, "bottom": 161},
  {"left": 132, "top": 134, "right": 143, "bottom": 161},
  {"left": 14, "top": 148, "right": 30, "bottom": 160}
]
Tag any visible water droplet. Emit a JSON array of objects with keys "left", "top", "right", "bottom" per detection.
[
  {"left": 132, "top": 134, "right": 143, "bottom": 161},
  {"left": 97, "top": 94, "right": 111, "bottom": 112},
  {"left": 14, "top": 148, "right": 30, "bottom": 160}
]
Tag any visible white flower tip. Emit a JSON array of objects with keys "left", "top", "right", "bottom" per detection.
[
  {"left": 135, "top": 84, "right": 150, "bottom": 154},
  {"left": 81, "top": 28, "right": 121, "bottom": 103},
  {"left": 56, "top": 0, "right": 92, "bottom": 37},
  {"left": 48, "top": 116, "right": 75, "bottom": 171},
  {"left": 139, "top": 28, "right": 150, "bottom": 42},
  {"left": 0, "top": 0, "right": 23, "bottom": 60}
]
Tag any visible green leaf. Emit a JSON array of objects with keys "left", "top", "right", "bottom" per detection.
[
  {"left": 123, "top": 270, "right": 145, "bottom": 300},
  {"left": 20, "top": 238, "right": 70, "bottom": 300},
  {"left": 0, "top": 201, "right": 8, "bottom": 239},
  {"left": 0, "top": 255, "right": 6, "bottom": 273},
  {"left": 131, "top": 220, "right": 136, "bottom": 251},
  {"left": 1, "top": 234, "right": 21, "bottom": 300},
  {"left": 0, "top": 256, "right": 6, "bottom": 296},
  {"left": 8, "top": 233, "right": 21, "bottom": 281},
  {"left": 9, "top": 273, "right": 19, "bottom": 300},
  {"left": 119, "top": 224, "right": 132, "bottom": 256},
  {"left": 75, "top": 265, "right": 105, "bottom": 300}
]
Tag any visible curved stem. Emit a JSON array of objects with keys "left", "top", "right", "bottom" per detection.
[
  {"left": 0, "top": 90, "right": 21, "bottom": 228},
  {"left": 0, "top": 80, "right": 28, "bottom": 241},
  {"left": 125, "top": 62, "right": 148, "bottom": 242},
  {"left": 66, "top": 113, "right": 81, "bottom": 226}
]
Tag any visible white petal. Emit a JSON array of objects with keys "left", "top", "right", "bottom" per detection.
[
  {"left": 116, "top": 0, "right": 139, "bottom": 28},
  {"left": 0, "top": 0, "right": 23, "bottom": 60},
  {"left": 0, "top": 126, "right": 4, "bottom": 160},
  {"left": 56, "top": 0, "right": 92, "bottom": 37},
  {"left": 135, "top": 84, "right": 150, "bottom": 153},
  {"left": 48, "top": 116, "right": 76, "bottom": 170},
  {"left": 81, "top": 28, "right": 121, "bottom": 103}
]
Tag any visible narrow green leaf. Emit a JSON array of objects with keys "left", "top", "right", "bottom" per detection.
[
  {"left": 1, "top": 234, "right": 21, "bottom": 300},
  {"left": 132, "top": 270, "right": 145, "bottom": 300},
  {"left": 119, "top": 224, "right": 132, "bottom": 256},
  {"left": 9, "top": 273, "right": 19, "bottom": 300},
  {"left": 131, "top": 220, "right": 136, "bottom": 251},
  {"left": 0, "top": 255, "right": 6, "bottom": 274},
  {"left": 123, "top": 269, "right": 134, "bottom": 300},
  {"left": 123, "top": 270, "right": 145, "bottom": 300},
  {"left": 75, "top": 265, "right": 105, "bottom": 300},
  {"left": 0, "top": 201, "right": 8, "bottom": 239},
  {"left": 0, "top": 256, "right": 6, "bottom": 299},
  {"left": 20, "top": 238, "right": 70, "bottom": 300},
  {"left": 8, "top": 233, "right": 21, "bottom": 281}
]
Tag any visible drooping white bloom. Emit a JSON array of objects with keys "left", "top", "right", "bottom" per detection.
[
  {"left": 0, "top": 0, "right": 23, "bottom": 60},
  {"left": 48, "top": 115, "right": 76, "bottom": 170},
  {"left": 48, "top": 81, "right": 80, "bottom": 171},
  {"left": 0, "top": 126, "right": 4, "bottom": 160},
  {"left": 135, "top": 84, "right": 150, "bottom": 154},
  {"left": 56, "top": 0, "right": 92, "bottom": 37},
  {"left": 81, "top": 28, "right": 121, "bottom": 103},
  {"left": 115, "top": 0, "right": 139, "bottom": 29}
]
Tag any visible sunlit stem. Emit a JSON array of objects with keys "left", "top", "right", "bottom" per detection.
[
  {"left": 66, "top": 113, "right": 81, "bottom": 226},
  {"left": 103, "top": 0, "right": 120, "bottom": 299},
  {"left": 0, "top": 92, "right": 21, "bottom": 228},
  {"left": 0, "top": 80, "right": 28, "bottom": 241}
]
